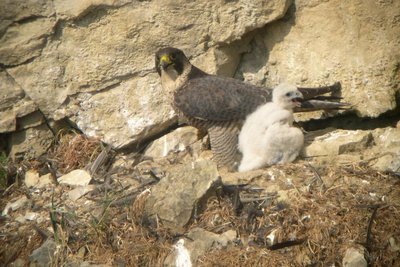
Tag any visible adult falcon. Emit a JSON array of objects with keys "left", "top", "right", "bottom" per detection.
[{"left": 155, "top": 47, "right": 347, "bottom": 170}]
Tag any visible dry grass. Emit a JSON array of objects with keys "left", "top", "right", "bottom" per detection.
[
  {"left": 198, "top": 246, "right": 292, "bottom": 267},
  {"left": 80, "top": 189, "right": 173, "bottom": 266},
  {"left": 49, "top": 130, "right": 101, "bottom": 174},
  {"left": 195, "top": 164, "right": 400, "bottom": 266},
  {"left": 1, "top": 155, "right": 399, "bottom": 266}
]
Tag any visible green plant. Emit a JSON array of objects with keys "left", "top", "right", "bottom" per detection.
[{"left": 0, "top": 152, "right": 7, "bottom": 190}]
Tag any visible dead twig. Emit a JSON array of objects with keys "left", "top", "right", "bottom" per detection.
[
  {"left": 308, "top": 163, "right": 326, "bottom": 191},
  {"left": 240, "top": 196, "right": 275, "bottom": 203},
  {"left": 89, "top": 145, "right": 112, "bottom": 175},
  {"left": 366, "top": 205, "right": 380, "bottom": 253},
  {"left": 2, "top": 183, "right": 14, "bottom": 196},
  {"left": 32, "top": 224, "right": 51, "bottom": 240},
  {"left": 232, "top": 186, "right": 243, "bottom": 215},
  {"left": 364, "top": 204, "right": 381, "bottom": 267},
  {"left": 109, "top": 179, "right": 158, "bottom": 207},
  {"left": 263, "top": 238, "right": 307, "bottom": 250}
]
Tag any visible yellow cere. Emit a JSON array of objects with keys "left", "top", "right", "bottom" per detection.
[{"left": 160, "top": 54, "right": 172, "bottom": 64}]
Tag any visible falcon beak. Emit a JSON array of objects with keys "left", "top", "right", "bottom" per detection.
[
  {"left": 292, "top": 97, "right": 303, "bottom": 107},
  {"left": 160, "top": 54, "right": 173, "bottom": 69}
]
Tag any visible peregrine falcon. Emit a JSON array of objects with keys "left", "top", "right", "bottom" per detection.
[
  {"left": 155, "top": 47, "right": 346, "bottom": 170},
  {"left": 238, "top": 83, "right": 304, "bottom": 172}
]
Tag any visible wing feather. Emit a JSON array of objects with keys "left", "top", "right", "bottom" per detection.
[
  {"left": 174, "top": 75, "right": 271, "bottom": 121},
  {"left": 298, "top": 82, "right": 342, "bottom": 99},
  {"left": 174, "top": 76, "right": 348, "bottom": 120}
]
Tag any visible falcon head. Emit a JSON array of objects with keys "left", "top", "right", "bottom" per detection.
[
  {"left": 155, "top": 47, "right": 190, "bottom": 78},
  {"left": 273, "top": 83, "right": 304, "bottom": 110}
]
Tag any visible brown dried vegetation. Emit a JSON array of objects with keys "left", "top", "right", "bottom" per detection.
[
  {"left": 1, "top": 134, "right": 399, "bottom": 266},
  {"left": 49, "top": 130, "right": 102, "bottom": 174},
  {"left": 196, "top": 164, "right": 400, "bottom": 266}
]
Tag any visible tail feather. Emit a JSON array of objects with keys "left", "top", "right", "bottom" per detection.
[
  {"left": 298, "top": 82, "right": 341, "bottom": 100},
  {"left": 295, "top": 99, "right": 351, "bottom": 112},
  {"left": 310, "top": 95, "right": 343, "bottom": 101},
  {"left": 208, "top": 122, "right": 241, "bottom": 171}
]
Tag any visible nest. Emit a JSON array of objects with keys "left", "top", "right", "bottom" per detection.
[
  {"left": 1, "top": 153, "right": 399, "bottom": 266},
  {"left": 195, "top": 164, "right": 400, "bottom": 266},
  {"left": 49, "top": 131, "right": 102, "bottom": 174}
]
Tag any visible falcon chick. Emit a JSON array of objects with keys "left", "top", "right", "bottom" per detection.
[
  {"left": 238, "top": 83, "right": 304, "bottom": 172},
  {"left": 155, "top": 47, "right": 346, "bottom": 170}
]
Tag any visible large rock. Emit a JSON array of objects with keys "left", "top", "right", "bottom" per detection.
[
  {"left": 303, "top": 130, "right": 374, "bottom": 157},
  {"left": 24, "top": 170, "right": 40, "bottom": 188},
  {"left": 144, "top": 160, "right": 221, "bottom": 232},
  {"left": 0, "top": 0, "right": 54, "bottom": 46},
  {"left": 0, "top": 0, "right": 54, "bottom": 24},
  {"left": 8, "top": 124, "right": 54, "bottom": 160},
  {"left": 25, "top": 171, "right": 54, "bottom": 189},
  {"left": 0, "top": 17, "right": 56, "bottom": 66},
  {"left": 303, "top": 127, "right": 400, "bottom": 172},
  {"left": 237, "top": 0, "right": 400, "bottom": 117},
  {"left": 2, "top": 195, "right": 29, "bottom": 216},
  {"left": 369, "top": 127, "right": 400, "bottom": 172},
  {"left": 36, "top": 173, "right": 54, "bottom": 188},
  {"left": 68, "top": 185, "right": 96, "bottom": 201},
  {"left": 0, "top": 70, "right": 37, "bottom": 133},
  {"left": 58, "top": 169, "right": 92, "bottom": 187},
  {"left": 5, "top": 0, "right": 291, "bottom": 149},
  {"left": 3, "top": 0, "right": 398, "bottom": 155},
  {"left": 144, "top": 126, "right": 199, "bottom": 159},
  {"left": 29, "top": 239, "right": 57, "bottom": 267},
  {"left": 53, "top": 0, "right": 132, "bottom": 19},
  {"left": 342, "top": 246, "right": 367, "bottom": 267}
]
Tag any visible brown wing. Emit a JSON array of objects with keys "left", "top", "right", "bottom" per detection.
[{"left": 174, "top": 75, "right": 271, "bottom": 122}]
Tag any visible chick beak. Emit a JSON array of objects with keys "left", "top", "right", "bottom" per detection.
[
  {"left": 159, "top": 54, "right": 172, "bottom": 69},
  {"left": 292, "top": 97, "right": 303, "bottom": 107}
]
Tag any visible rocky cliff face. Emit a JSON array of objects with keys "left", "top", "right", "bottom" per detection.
[
  {"left": 238, "top": 0, "right": 400, "bottom": 117},
  {"left": 1, "top": 2, "right": 400, "bottom": 266},
  {"left": 1, "top": 0, "right": 399, "bottom": 157}
]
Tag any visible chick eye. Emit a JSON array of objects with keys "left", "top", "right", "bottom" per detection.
[{"left": 285, "top": 92, "right": 291, "bottom": 97}]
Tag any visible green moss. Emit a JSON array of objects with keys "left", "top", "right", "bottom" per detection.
[{"left": 0, "top": 152, "right": 7, "bottom": 189}]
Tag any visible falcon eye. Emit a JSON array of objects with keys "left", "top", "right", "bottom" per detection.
[{"left": 170, "top": 54, "right": 176, "bottom": 60}]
